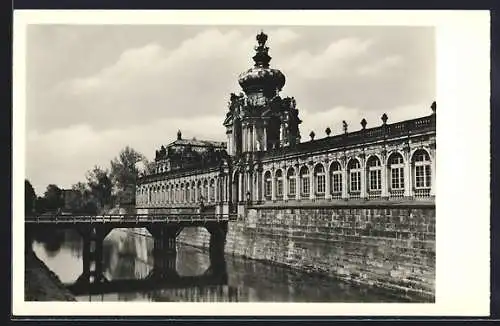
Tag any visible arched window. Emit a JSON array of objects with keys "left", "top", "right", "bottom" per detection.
[
  {"left": 180, "top": 184, "right": 185, "bottom": 203},
  {"left": 287, "top": 168, "right": 296, "bottom": 197},
  {"left": 413, "top": 150, "right": 431, "bottom": 189},
  {"left": 209, "top": 179, "right": 215, "bottom": 202},
  {"left": 203, "top": 180, "right": 209, "bottom": 201},
  {"left": 330, "top": 162, "right": 342, "bottom": 196},
  {"left": 367, "top": 156, "right": 382, "bottom": 192},
  {"left": 348, "top": 159, "right": 361, "bottom": 193},
  {"left": 275, "top": 170, "right": 283, "bottom": 198},
  {"left": 264, "top": 171, "right": 272, "bottom": 198},
  {"left": 300, "top": 166, "right": 310, "bottom": 197},
  {"left": 197, "top": 181, "right": 202, "bottom": 202},
  {"left": 190, "top": 182, "right": 196, "bottom": 203},
  {"left": 314, "top": 164, "right": 326, "bottom": 195},
  {"left": 175, "top": 184, "right": 179, "bottom": 203},
  {"left": 389, "top": 153, "right": 405, "bottom": 192}
]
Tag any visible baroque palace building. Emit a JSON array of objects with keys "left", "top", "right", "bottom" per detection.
[{"left": 136, "top": 31, "right": 436, "bottom": 215}]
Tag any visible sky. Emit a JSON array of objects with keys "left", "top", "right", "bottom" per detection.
[{"left": 25, "top": 25, "right": 435, "bottom": 196}]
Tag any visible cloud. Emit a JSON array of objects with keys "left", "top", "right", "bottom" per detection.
[
  {"left": 29, "top": 28, "right": 257, "bottom": 132},
  {"left": 280, "top": 37, "right": 374, "bottom": 79},
  {"left": 26, "top": 115, "right": 227, "bottom": 195},
  {"left": 357, "top": 55, "right": 403, "bottom": 76},
  {"left": 268, "top": 28, "right": 300, "bottom": 45},
  {"left": 28, "top": 27, "right": 432, "bottom": 135},
  {"left": 25, "top": 26, "right": 435, "bottom": 193}
]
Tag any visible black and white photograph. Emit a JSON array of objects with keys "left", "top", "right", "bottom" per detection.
[{"left": 14, "top": 10, "right": 490, "bottom": 316}]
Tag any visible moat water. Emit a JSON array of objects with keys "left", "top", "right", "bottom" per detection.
[{"left": 32, "top": 228, "right": 402, "bottom": 302}]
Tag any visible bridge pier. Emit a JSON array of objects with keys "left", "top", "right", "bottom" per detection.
[
  {"left": 76, "top": 226, "right": 113, "bottom": 285},
  {"left": 147, "top": 225, "right": 180, "bottom": 279},
  {"left": 206, "top": 221, "right": 228, "bottom": 275}
]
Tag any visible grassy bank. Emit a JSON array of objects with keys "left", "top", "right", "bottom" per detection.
[{"left": 24, "top": 249, "right": 76, "bottom": 301}]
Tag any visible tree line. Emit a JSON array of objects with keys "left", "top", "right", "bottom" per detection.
[{"left": 25, "top": 146, "right": 155, "bottom": 215}]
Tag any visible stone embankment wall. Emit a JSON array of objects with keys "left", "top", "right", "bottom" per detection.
[{"left": 177, "top": 205, "right": 435, "bottom": 302}]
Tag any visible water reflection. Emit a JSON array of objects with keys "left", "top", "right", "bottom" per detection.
[{"left": 32, "top": 228, "right": 402, "bottom": 302}]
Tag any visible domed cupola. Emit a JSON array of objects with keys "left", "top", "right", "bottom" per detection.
[{"left": 238, "top": 31, "right": 286, "bottom": 98}]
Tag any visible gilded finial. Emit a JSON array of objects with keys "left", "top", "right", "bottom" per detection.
[
  {"left": 253, "top": 31, "right": 271, "bottom": 67},
  {"left": 256, "top": 30, "right": 268, "bottom": 46}
]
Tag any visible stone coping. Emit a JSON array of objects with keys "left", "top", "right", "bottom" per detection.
[{"left": 249, "top": 198, "right": 435, "bottom": 209}]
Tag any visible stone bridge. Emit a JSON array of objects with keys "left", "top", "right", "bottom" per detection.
[{"left": 25, "top": 213, "right": 237, "bottom": 287}]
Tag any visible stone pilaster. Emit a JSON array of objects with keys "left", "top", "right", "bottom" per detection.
[
  {"left": 359, "top": 153, "right": 366, "bottom": 199},
  {"left": 271, "top": 168, "right": 277, "bottom": 201},
  {"left": 283, "top": 166, "right": 289, "bottom": 201},
  {"left": 295, "top": 163, "right": 301, "bottom": 201},
  {"left": 238, "top": 172, "right": 244, "bottom": 202},
  {"left": 381, "top": 149, "right": 388, "bottom": 198},
  {"left": 403, "top": 146, "right": 412, "bottom": 198},
  {"left": 309, "top": 163, "right": 315, "bottom": 200},
  {"left": 341, "top": 156, "right": 348, "bottom": 200},
  {"left": 430, "top": 142, "right": 436, "bottom": 197},
  {"left": 325, "top": 162, "right": 331, "bottom": 200}
]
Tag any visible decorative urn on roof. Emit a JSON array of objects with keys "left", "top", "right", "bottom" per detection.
[{"left": 238, "top": 31, "right": 286, "bottom": 97}]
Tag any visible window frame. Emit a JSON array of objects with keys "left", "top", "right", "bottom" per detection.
[
  {"left": 287, "top": 168, "right": 297, "bottom": 196},
  {"left": 367, "top": 156, "right": 382, "bottom": 191},
  {"left": 348, "top": 159, "right": 362, "bottom": 193},
  {"left": 300, "top": 167, "right": 310, "bottom": 197},
  {"left": 314, "top": 164, "right": 326, "bottom": 195},
  {"left": 264, "top": 171, "right": 272, "bottom": 198},
  {"left": 413, "top": 151, "right": 432, "bottom": 189},
  {"left": 330, "top": 162, "right": 343, "bottom": 194},
  {"left": 275, "top": 170, "right": 283, "bottom": 198}
]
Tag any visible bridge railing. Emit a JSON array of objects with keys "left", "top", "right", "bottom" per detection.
[{"left": 25, "top": 213, "right": 239, "bottom": 224}]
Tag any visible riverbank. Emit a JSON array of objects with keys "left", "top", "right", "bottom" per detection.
[{"left": 25, "top": 249, "right": 76, "bottom": 301}]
